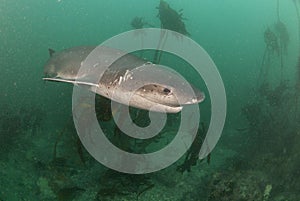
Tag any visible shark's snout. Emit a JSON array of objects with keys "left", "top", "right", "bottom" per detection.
[
  {"left": 174, "top": 86, "right": 205, "bottom": 106},
  {"left": 186, "top": 91, "right": 205, "bottom": 105}
]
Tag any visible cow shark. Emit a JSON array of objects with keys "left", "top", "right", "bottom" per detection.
[{"left": 43, "top": 46, "right": 205, "bottom": 113}]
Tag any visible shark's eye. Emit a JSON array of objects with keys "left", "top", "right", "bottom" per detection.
[{"left": 163, "top": 88, "right": 171, "bottom": 94}]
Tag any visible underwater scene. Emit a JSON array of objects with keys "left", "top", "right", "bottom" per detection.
[{"left": 1, "top": 0, "right": 300, "bottom": 200}]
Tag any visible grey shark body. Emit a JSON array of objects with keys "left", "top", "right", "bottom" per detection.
[
  {"left": 43, "top": 46, "right": 204, "bottom": 113},
  {"left": 44, "top": 46, "right": 95, "bottom": 79}
]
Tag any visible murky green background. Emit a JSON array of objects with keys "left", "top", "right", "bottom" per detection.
[{"left": 0, "top": 0, "right": 299, "bottom": 200}]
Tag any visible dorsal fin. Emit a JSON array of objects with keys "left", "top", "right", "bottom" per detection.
[{"left": 48, "top": 48, "right": 55, "bottom": 57}]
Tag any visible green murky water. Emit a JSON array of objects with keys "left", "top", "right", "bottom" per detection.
[{"left": 0, "top": 0, "right": 299, "bottom": 200}]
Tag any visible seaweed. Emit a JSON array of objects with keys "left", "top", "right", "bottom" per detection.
[
  {"left": 275, "top": 0, "right": 289, "bottom": 55},
  {"left": 154, "top": 0, "right": 190, "bottom": 63},
  {"left": 0, "top": 104, "right": 45, "bottom": 154},
  {"left": 238, "top": 72, "right": 300, "bottom": 198},
  {"left": 130, "top": 17, "right": 153, "bottom": 29},
  {"left": 293, "top": 0, "right": 300, "bottom": 110},
  {"left": 157, "top": 0, "right": 190, "bottom": 36},
  {"left": 107, "top": 107, "right": 166, "bottom": 154},
  {"left": 95, "top": 95, "right": 113, "bottom": 122},
  {"left": 0, "top": 106, "right": 21, "bottom": 153},
  {"left": 258, "top": 0, "right": 292, "bottom": 85},
  {"left": 258, "top": 26, "right": 279, "bottom": 84},
  {"left": 51, "top": 95, "right": 112, "bottom": 165},
  {"left": 57, "top": 186, "right": 85, "bottom": 201},
  {"left": 96, "top": 170, "right": 154, "bottom": 201},
  {"left": 52, "top": 117, "right": 73, "bottom": 161},
  {"left": 177, "top": 123, "right": 210, "bottom": 173},
  {"left": 206, "top": 170, "right": 267, "bottom": 201},
  {"left": 19, "top": 105, "right": 46, "bottom": 135},
  {"left": 264, "top": 27, "right": 280, "bottom": 56}
]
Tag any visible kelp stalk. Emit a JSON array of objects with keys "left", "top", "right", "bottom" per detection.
[
  {"left": 293, "top": 0, "right": 300, "bottom": 111},
  {"left": 277, "top": 0, "right": 284, "bottom": 80}
]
